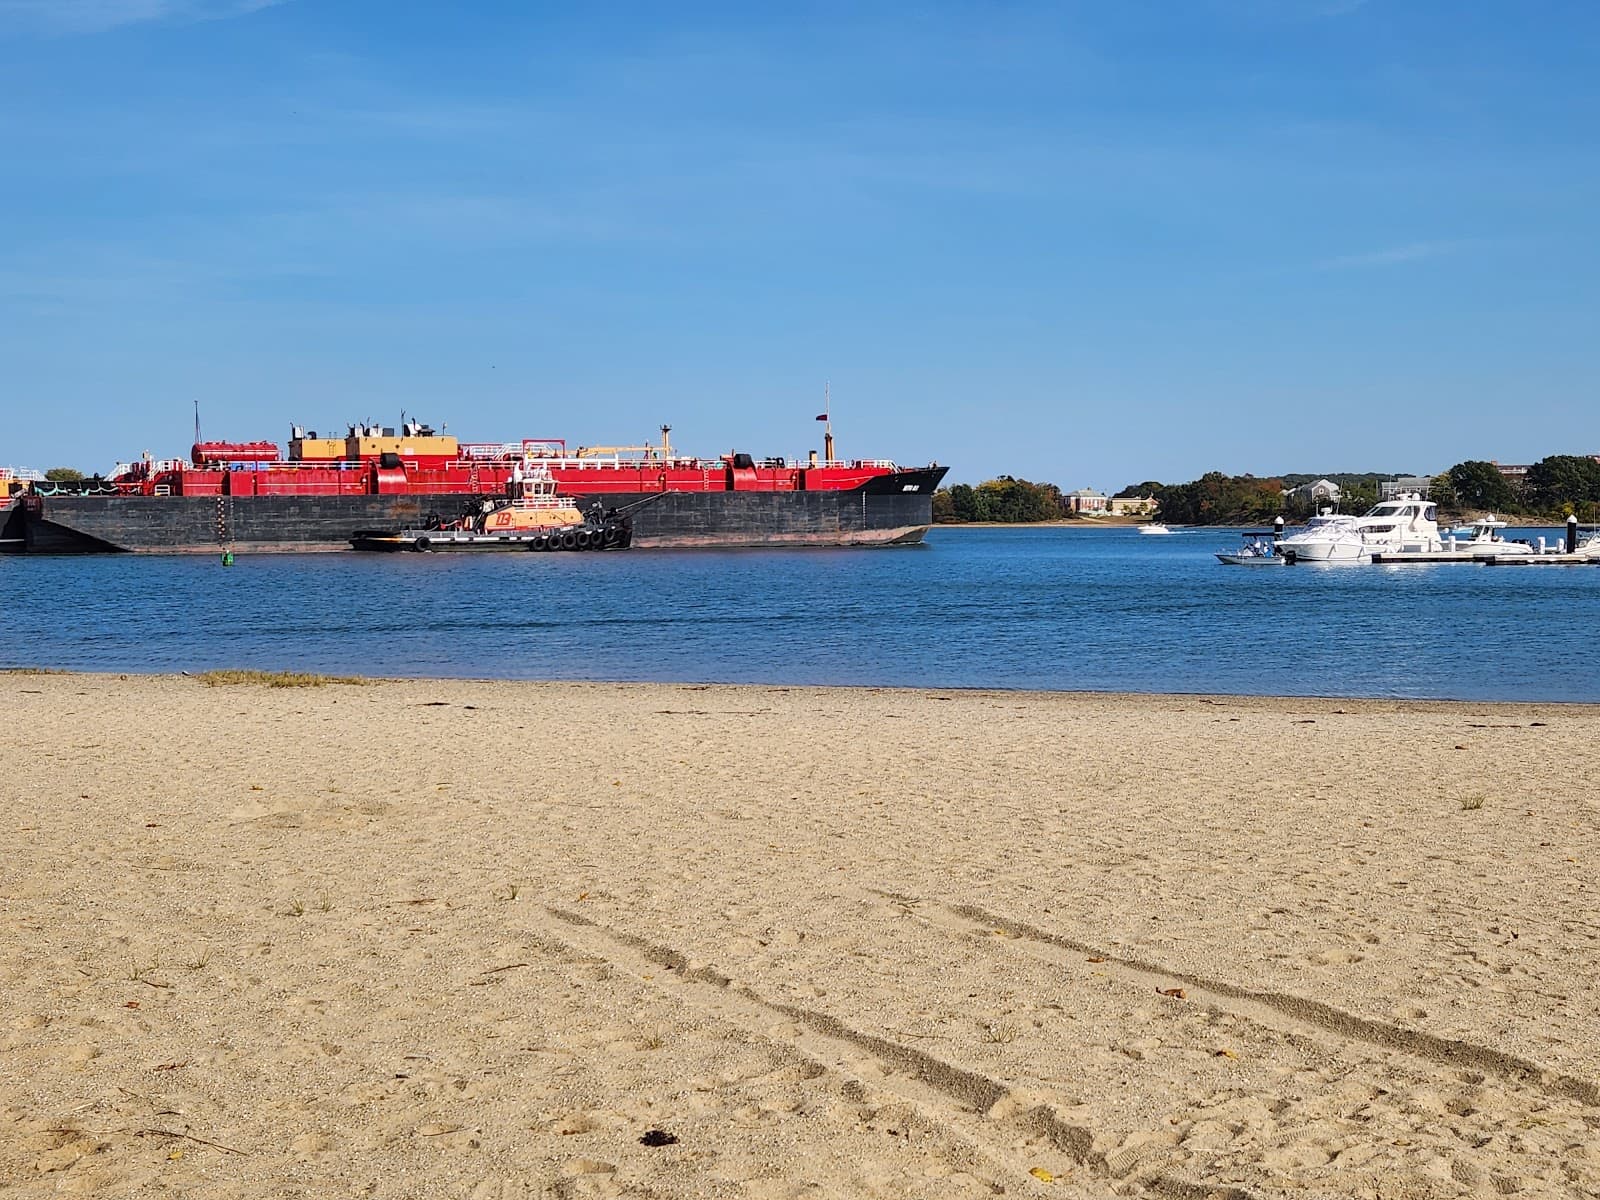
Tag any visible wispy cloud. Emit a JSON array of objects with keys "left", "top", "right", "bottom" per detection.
[
  {"left": 0, "top": 0, "right": 284, "bottom": 36},
  {"left": 1316, "top": 241, "right": 1464, "bottom": 271}
]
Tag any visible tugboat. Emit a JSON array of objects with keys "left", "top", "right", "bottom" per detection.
[{"left": 350, "top": 461, "right": 646, "bottom": 552}]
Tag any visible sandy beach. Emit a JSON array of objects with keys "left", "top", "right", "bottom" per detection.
[{"left": 4, "top": 674, "right": 1599, "bottom": 1198}]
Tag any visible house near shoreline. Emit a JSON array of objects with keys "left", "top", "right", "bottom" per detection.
[
  {"left": 1069, "top": 491, "right": 1154, "bottom": 516},
  {"left": 1284, "top": 478, "right": 1341, "bottom": 506}
]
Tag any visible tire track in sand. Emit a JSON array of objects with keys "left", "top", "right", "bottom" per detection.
[
  {"left": 874, "top": 888, "right": 1600, "bottom": 1110},
  {"left": 542, "top": 905, "right": 1260, "bottom": 1200}
]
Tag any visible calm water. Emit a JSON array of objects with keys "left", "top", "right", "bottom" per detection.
[{"left": 3, "top": 527, "right": 1597, "bottom": 701}]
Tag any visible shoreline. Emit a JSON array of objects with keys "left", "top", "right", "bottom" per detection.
[{"left": 7, "top": 666, "right": 1599, "bottom": 709}]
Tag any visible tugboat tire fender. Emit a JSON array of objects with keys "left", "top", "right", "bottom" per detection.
[
  {"left": 414, "top": 535, "right": 431, "bottom": 552},
  {"left": 530, "top": 534, "right": 549, "bottom": 551},
  {"left": 560, "top": 531, "right": 579, "bottom": 550}
]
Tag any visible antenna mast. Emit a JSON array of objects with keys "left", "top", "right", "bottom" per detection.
[
  {"left": 823, "top": 382, "right": 834, "bottom": 464},
  {"left": 194, "top": 399, "right": 201, "bottom": 445}
]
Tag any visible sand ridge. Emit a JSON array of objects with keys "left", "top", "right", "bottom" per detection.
[{"left": 3, "top": 675, "right": 1599, "bottom": 1197}]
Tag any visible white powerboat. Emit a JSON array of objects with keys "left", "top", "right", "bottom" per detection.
[
  {"left": 1216, "top": 534, "right": 1285, "bottom": 566},
  {"left": 1442, "top": 516, "right": 1535, "bottom": 558},
  {"left": 1278, "top": 494, "right": 1441, "bottom": 563},
  {"left": 1277, "top": 513, "right": 1364, "bottom": 561},
  {"left": 1137, "top": 523, "right": 1174, "bottom": 535}
]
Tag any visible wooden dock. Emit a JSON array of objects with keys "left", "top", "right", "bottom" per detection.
[{"left": 1371, "top": 549, "right": 1600, "bottom": 566}]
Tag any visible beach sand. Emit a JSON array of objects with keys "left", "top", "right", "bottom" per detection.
[{"left": 3, "top": 675, "right": 1598, "bottom": 1198}]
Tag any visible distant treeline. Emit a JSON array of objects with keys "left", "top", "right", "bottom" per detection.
[
  {"left": 933, "top": 478, "right": 1074, "bottom": 523},
  {"left": 1439, "top": 457, "right": 1600, "bottom": 517},
  {"left": 933, "top": 456, "right": 1600, "bottom": 526},
  {"left": 1148, "top": 474, "right": 1294, "bottom": 525}
]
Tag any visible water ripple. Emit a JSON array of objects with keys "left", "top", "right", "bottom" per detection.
[{"left": 3, "top": 527, "right": 1595, "bottom": 701}]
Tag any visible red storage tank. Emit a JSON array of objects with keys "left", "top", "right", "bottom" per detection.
[{"left": 193, "top": 441, "right": 279, "bottom": 465}]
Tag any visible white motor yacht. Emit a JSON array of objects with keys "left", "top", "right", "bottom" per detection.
[
  {"left": 1137, "top": 522, "right": 1173, "bottom": 535},
  {"left": 1443, "top": 516, "right": 1535, "bottom": 557},
  {"left": 1278, "top": 495, "right": 1441, "bottom": 562},
  {"left": 1277, "top": 513, "right": 1363, "bottom": 561}
]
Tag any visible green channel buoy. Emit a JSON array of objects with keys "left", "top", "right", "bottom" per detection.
[{"left": 221, "top": 550, "right": 235, "bottom": 566}]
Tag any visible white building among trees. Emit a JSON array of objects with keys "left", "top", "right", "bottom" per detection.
[{"left": 1284, "top": 478, "right": 1341, "bottom": 506}]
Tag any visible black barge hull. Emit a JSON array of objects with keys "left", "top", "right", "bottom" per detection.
[{"left": 8, "top": 469, "right": 947, "bottom": 554}]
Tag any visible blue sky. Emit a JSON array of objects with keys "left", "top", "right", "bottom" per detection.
[{"left": 3, "top": 0, "right": 1598, "bottom": 488}]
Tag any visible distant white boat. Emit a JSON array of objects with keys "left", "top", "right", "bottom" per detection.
[{"left": 1137, "top": 523, "right": 1174, "bottom": 535}]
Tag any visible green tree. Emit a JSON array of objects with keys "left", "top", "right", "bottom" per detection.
[
  {"left": 44, "top": 467, "right": 85, "bottom": 482},
  {"left": 1115, "top": 480, "right": 1162, "bottom": 499},
  {"left": 1429, "top": 473, "right": 1457, "bottom": 510},
  {"left": 935, "top": 477, "right": 1074, "bottom": 523},
  {"left": 1340, "top": 480, "right": 1379, "bottom": 513},
  {"left": 947, "top": 483, "right": 984, "bottom": 522},
  {"left": 974, "top": 477, "right": 1064, "bottom": 522},
  {"left": 1155, "top": 473, "right": 1286, "bottom": 525},
  {"left": 1447, "top": 461, "right": 1516, "bottom": 512},
  {"left": 1524, "top": 455, "right": 1600, "bottom": 513}
]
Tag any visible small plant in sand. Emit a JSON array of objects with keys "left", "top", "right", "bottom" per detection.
[
  {"left": 493, "top": 884, "right": 521, "bottom": 902},
  {"left": 981, "top": 1021, "right": 1019, "bottom": 1045},
  {"left": 196, "top": 669, "right": 367, "bottom": 688},
  {"left": 637, "top": 1026, "right": 667, "bottom": 1051},
  {"left": 1460, "top": 794, "right": 1486, "bottom": 812},
  {"left": 285, "top": 898, "right": 307, "bottom": 917},
  {"left": 316, "top": 891, "right": 332, "bottom": 913},
  {"left": 185, "top": 949, "right": 213, "bottom": 971},
  {"left": 126, "top": 958, "right": 160, "bottom": 982}
]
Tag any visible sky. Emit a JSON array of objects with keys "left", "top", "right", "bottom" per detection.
[{"left": 2, "top": 0, "right": 1598, "bottom": 489}]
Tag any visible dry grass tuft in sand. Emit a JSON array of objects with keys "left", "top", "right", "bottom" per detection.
[{"left": 194, "top": 668, "right": 367, "bottom": 688}]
